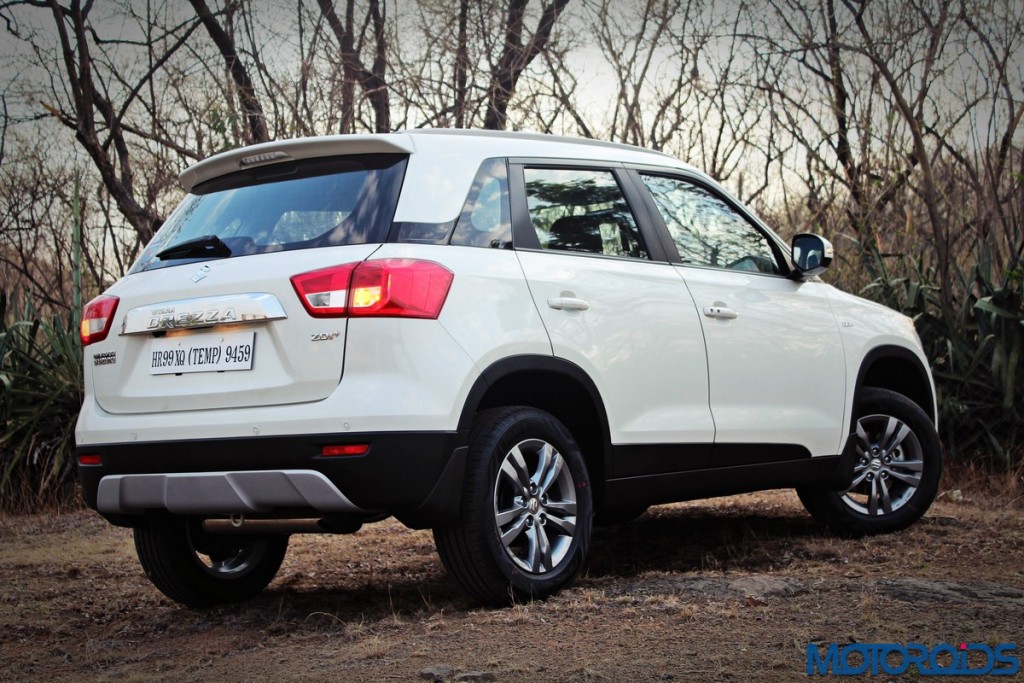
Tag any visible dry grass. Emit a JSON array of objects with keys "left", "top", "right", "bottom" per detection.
[
  {"left": 940, "top": 457, "right": 1024, "bottom": 509},
  {"left": 1, "top": 490, "right": 1022, "bottom": 681}
]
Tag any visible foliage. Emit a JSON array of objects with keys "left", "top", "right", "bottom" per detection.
[
  {"left": 857, "top": 240, "right": 1024, "bottom": 470},
  {"left": 0, "top": 291, "right": 83, "bottom": 513}
]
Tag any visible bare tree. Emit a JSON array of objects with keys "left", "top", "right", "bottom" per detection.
[
  {"left": 187, "top": 0, "right": 270, "bottom": 144},
  {"left": 484, "top": 0, "right": 570, "bottom": 130},
  {"left": 450, "top": 0, "right": 470, "bottom": 127},
  {"left": 35, "top": 0, "right": 181, "bottom": 243},
  {"left": 0, "top": 0, "right": 1018, "bottom": 328},
  {"left": 318, "top": 0, "right": 391, "bottom": 133},
  {"left": 745, "top": 0, "right": 913, "bottom": 278}
]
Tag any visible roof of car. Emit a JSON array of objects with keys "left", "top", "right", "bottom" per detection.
[
  {"left": 406, "top": 127, "right": 677, "bottom": 158},
  {"left": 178, "top": 129, "right": 691, "bottom": 193}
]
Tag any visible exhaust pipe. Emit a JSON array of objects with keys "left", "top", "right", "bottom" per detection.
[{"left": 202, "top": 513, "right": 372, "bottom": 535}]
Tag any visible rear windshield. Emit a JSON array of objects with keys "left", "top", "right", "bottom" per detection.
[{"left": 131, "top": 154, "right": 407, "bottom": 274}]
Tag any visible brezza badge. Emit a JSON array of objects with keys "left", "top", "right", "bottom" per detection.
[{"left": 147, "top": 307, "right": 238, "bottom": 330}]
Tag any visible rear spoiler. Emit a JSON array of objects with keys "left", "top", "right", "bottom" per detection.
[{"left": 179, "top": 134, "right": 416, "bottom": 192}]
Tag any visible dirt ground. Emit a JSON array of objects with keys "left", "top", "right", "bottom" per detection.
[{"left": 2, "top": 486, "right": 1022, "bottom": 682}]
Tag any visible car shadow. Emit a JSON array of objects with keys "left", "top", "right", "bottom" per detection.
[
  {"left": 584, "top": 503, "right": 825, "bottom": 579},
  {"left": 237, "top": 501, "right": 829, "bottom": 622}
]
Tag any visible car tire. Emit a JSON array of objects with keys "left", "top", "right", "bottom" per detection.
[
  {"left": 133, "top": 516, "right": 288, "bottom": 608},
  {"left": 797, "top": 387, "right": 941, "bottom": 537},
  {"left": 434, "top": 406, "right": 593, "bottom": 605}
]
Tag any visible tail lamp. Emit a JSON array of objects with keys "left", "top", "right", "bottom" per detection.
[
  {"left": 291, "top": 259, "right": 453, "bottom": 319},
  {"left": 80, "top": 295, "right": 120, "bottom": 346}
]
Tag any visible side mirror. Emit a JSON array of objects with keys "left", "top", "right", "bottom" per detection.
[{"left": 791, "top": 233, "right": 833, "bottom": 279}]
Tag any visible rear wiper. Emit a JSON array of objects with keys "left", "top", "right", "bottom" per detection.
[{"left": 156, "top": 235, "right": 232, "bottom": 260}]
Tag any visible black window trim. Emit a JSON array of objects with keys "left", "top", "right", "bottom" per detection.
[
  {"left": 623, "top": 164, "right": 796, "bottom": 278},
  {"left": 507, "top": 159, "right": 671, "bottom": 263}
]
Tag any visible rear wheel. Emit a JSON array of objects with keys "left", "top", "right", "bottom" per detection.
[
  {"left": 434, "top": 407, "right": 593, "bottom": 605},
  {"left": 798, "top": 388, "right": 941, "bottom": 536},
  {"left": 133, "top": 516, "right": 288, "bottom": 608}
]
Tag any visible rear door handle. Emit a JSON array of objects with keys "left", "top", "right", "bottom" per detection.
[
  {"left": 703, "top": 306, "right": 738, "bottom": 320},
  {"left": 548, "top": 297, "right": 590, "bottom": 311}
]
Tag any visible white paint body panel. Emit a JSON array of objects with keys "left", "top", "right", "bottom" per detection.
[
  {"left": 78, "top": 240, "right": 552, "bottom": 446},
  {"left": 394, "top": 132, "right": 687, "bottom": 224},
  {"left": 370, "top": 242, "right": 553, "bottom": 371},
  {"left": 87, "top": 246, "right": 378, "bottom": 414},
  {"left": 826, "top": 287, "right": 936, "bottom": 429},
  {"left": 517, "top": 250, "right": 714, "bottom": 445},
  {"left": 678, "top": 266, "right": 848, "bottom": 456},
  {"left": 77, "top": 314, "right": 478, "bottom": 445}
]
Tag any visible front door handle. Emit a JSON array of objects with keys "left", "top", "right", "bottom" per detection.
[
  {"left": 703, "top": 306, "right": 738, "bottom": 320},
  {"left": 548, "top": 297, "right": 590, "bottom": 311}
]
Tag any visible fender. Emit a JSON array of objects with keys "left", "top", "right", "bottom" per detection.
[
  {"left": 854, "top": 345, "right": 936, "bottom": 426},
  {"left": 457, "top": 354, "right": 614, "bottom": 483}
]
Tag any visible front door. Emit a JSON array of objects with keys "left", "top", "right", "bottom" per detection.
[{"left": 635, "top": 171, "right": 847, "bottom": 460}]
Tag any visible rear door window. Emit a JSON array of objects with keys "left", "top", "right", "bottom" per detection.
[{"left": 523, "top": 167, "right": 650, "bottom": 260}]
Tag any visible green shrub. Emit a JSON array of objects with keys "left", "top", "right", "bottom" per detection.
[
  {"left": 0, "top": 291, "right": 83, "bottom": 513},
  {"left": 857, "top": 244, "right": 1024, "bottom": 469}
]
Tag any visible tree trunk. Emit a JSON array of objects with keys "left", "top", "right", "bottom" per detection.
[
  {"left": 484, "top": 0, "right": 570, "bottom": 131},
  {"left": 318, "top": 0, "right": 391, "bottom": 133},
  {"left": 188, "top": 0, "right": 270, "bottom": 145},
  {"left": 48, "top": 0, "right": 161, "bottom": 242}
]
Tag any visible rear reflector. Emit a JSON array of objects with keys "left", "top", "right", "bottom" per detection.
[
  {"left": 321, "top": 444, "right": 370, "bottom": 457},
  {"left": 77, "top": 454, "right": 102, "bottom": 466},
  {"left": 80, "top": 295, "right": 120, "bottom": 346},
  {"left": 292, "top": 259, "right": 453, "bottom": 319}
]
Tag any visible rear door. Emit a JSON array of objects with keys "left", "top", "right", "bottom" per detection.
[
  {"left": 510, "top": 161, "right": 715, "bottom": 474},
  {"left": 89, "top": 153, "right": 405, "bottom": 414}
]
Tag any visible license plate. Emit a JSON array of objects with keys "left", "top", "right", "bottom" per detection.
[{"left": 149, "top": 330, "right": 255, "bottom": 375}]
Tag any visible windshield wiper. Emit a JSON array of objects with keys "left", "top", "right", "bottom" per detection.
[{"left": 156, "top": 235, "right": 232, "bottom": 260}]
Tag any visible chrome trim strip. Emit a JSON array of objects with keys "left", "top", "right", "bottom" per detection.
[
  {"left": 96, "top": 470, "right": 370, "bottom": 515},
  {"left": 120, "top": 292, "right": 287, "bottom": 335}
]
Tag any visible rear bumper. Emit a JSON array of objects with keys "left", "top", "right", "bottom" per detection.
[
  {"left": 96, "top": 470, "right": 366, "bottom": 516},
  {"left": 76, "top": 431, "right": 466, "bottom": 529}
]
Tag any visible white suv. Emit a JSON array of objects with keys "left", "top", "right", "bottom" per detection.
[{"left": 76, "top": 130, "right": 941, "bottom": 607}]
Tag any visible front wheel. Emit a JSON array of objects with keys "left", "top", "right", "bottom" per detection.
[
  {"left": 133, "top": 516, "right": 288, "bottom": 608},
  {"left": 434, "top": 407, "right": 593, "bottom": 605},
  {"left": 798, "top": 388, "right": 942, "bottom": 536}
]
